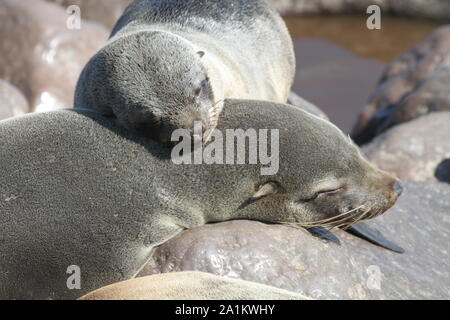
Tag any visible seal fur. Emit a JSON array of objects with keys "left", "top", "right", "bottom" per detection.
[
  {"left": 0, "top": 99, "right": 399, "bottom": 299},
  {"left": 75, "top": 0, "right": 295, "bottom": 142}
]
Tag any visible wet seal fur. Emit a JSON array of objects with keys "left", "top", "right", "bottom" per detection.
[
  {"left": 75, "top": 0, "right": 295, "bottom": 143},
  {"left": 0, "top": 99, "right": 400, "bottom": 299},
  {"left": 79, "top": 271, "right": 310, "bottom": 300}
]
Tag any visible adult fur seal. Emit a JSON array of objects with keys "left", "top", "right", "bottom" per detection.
[
  {"left": 0, "top": 99, "right": 400, "bottom": 299},
  {"left": 75, "top": 0, "right": 295, "bottom": 143},
  {"left": 79, "top": 271, "right": 310, "bottom": 300}
]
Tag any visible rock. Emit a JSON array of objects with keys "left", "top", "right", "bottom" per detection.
[
  {"left": 288, "top": 91, "right": 330, "bottom": 121},
  {"left": 353, "top": 25, "right": 450, "bottom": 144},
  {"left": 0, "top": 0, "right": 108, "bottom": 112},
  {"left": 362, "top": 112, "right": 450, "bottom": 182},
  {"left": 140, "top": 181, "right": 450, "bottom": 299},
  {"left": 47, "top": 0, "right": 132, "bottom": 30},
  {"left": 79, "top": 271, "right": 310, "bottom": 300},
  {"left": 0, "top": 80, "right": 29, "bottom": 120},
  {"left": 266, "top": 0, "right": 450, "bottom": 20}
]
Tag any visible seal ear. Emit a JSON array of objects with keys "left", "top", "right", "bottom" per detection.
[
  {"left": 197, "top": 51, "right": 205, "bottom": 58},
  {"left": 238, "top": 182, "right": 279, "bottom": 210},
  {"left": 251, "top": 182, "right": 278, "bottom": 200}
]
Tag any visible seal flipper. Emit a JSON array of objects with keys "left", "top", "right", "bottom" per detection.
[{"left": 344, "top": 222, "right": 405, "bottom": 254}]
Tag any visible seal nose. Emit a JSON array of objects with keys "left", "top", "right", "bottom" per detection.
[{"left": 393, "top": 181, "right": 403, "bottom": 196}]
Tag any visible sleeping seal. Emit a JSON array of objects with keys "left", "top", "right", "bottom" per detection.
[
  {"left": 0, "top": 99, "right": 400, "bottom": 299},
  {"left": 74, "top": 0, "right": 295, "bottom": 143}
]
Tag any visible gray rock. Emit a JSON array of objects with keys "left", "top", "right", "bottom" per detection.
[
  {"left": 267, "top": 0, "right": 450, "bottom": 20},
  {"left": 353, "top": 25, "right": 450, "bottom": 144},
  {"left": 47, "top": 0, "right": 132, "bottom": 30},
  {"left": 140, "top": 181, "right": 450, "bottom": 299},
  {"left": 362, "top": 112, "right": 450, "bottom": 182},
  {"left": 0, "top": 0, "right": 108, "bottom": 112},
  {"left": 288, "top": 91, "right": 330, "bottom": 121},
  {"left": 0, "top": 80, "right": 29, "bottom": 120}
]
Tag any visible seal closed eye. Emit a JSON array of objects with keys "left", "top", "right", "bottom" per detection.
[{"left": 74, "top": 0, "right": 295, "bottom": 143}]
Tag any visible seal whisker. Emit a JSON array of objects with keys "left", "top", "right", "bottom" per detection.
[
  {"left": 340, "top": 207, "right": 373, "bottom": 230},
  {"left": 279, "top": 205, "right": 367, "bottom": 229},
  {"left": 326, "top": 206, "right": 372, "bottom": 231}
]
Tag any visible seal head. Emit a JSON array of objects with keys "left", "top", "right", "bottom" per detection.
[{"left": 75, "top": 31, "right": 217, "bottom": 143}]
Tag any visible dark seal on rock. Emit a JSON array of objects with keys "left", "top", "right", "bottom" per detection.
[
  {"left": 0, "top": 99, "right": 399, "bottom": 299},
  {"left": 75, "top": 0, "right": 295, "bottom": 143}
]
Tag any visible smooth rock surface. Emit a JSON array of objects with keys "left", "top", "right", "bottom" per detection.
[
  {"left": 140, "top": 181, "right": 450, "bottom": 299},
  {"left": 0, "top": 80, "right": 29, "bottom": 120},
  {"left": 353, "top": 25, "right": 450, "bottom": 144},
  {"left": 362, "top": 112, "right": 450, "bottom": 182},
  {"left": 0, "top": 0, "right": 108, "bottom": 112}
]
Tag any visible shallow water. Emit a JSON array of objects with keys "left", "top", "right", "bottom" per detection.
[{"left": 285, "top": 15, "right": 443, "bottom": 133}]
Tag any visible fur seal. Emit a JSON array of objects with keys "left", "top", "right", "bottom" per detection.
[
  {"left": 0, "top": 99, "right": 400, "bottom": 299},
  {"left": 79, "top": 271, "right": 309, "bottom": 300},
  {"left": 75, "top": 0, "right": 295, "bottom": 143}
]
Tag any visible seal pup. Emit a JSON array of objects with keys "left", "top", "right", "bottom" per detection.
[
  {"left": 0, "top": 99, "right": 400, "bottom": 299},
  {"left": 75, "top": 0, "right": 295, "bottom": 143},
  {"left": 78, "top": 271, "right": 310, "bottom": 300}
]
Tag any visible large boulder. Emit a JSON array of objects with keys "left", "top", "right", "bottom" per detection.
[
  {"left": 140, "top": 181, "right": 450, "bottom": 299},
  {"left": 0, "top": 80, "right": 29, "bottom": 120},
  {"left": 47, "top": 0, "right": 132, "bottom": 30},
  {"left": 353, "top": 25, "right": 450, "bottom": 144},
  {"left": 362, "top": 112, "right": 450, "bottom": 183},
  {"left": 0, "top": 0, "right": 108, "bottom": 112}
]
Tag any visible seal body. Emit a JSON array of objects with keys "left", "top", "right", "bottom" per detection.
[
  {"left": 0, "top": 99, "right": 399, "bottom": 299},
  {"left": 75, "top": 0, "right": 295, "bottom": 142},
  {"left": 79, "top": 271, "right": 309, "bottom": 300}
]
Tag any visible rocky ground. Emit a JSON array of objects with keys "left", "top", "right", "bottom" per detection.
[{"left": 0, "top": 0, "right": 449, "bottom": 299}]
